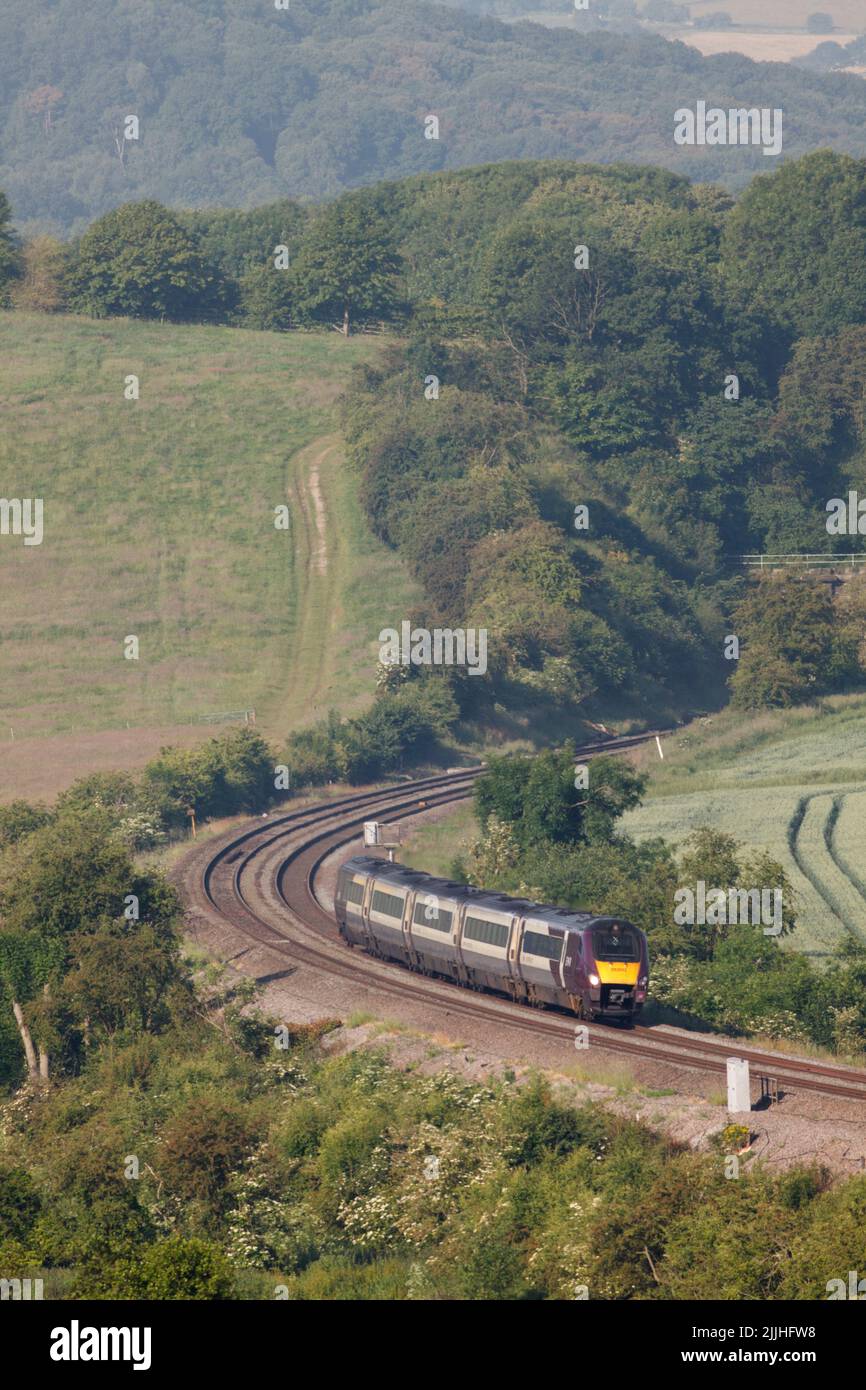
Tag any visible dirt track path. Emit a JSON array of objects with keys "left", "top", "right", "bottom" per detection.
[{"left": 275, "top": 435, "right": 346, "bottom": 730}]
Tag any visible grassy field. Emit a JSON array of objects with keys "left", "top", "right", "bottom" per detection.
[
  {"left": 400, "top": 801, "right": 478, "bottom": 879},
  {"left": 0, "top": 312, "right": 420, "bottom": 800},
  {"left": 623, "top": 696, "right": 866, "bottom": 957},
  {"left": 519, "top": 4, "right": 864, "bottom": 69},
  {"left": 519, "top": 2, "right": 865, "bottom": 27},
  {"left": 669, "top": 29, "right": 859, "bottom": 63},
  {"left": 685, "top": 0, "right": 864, "bottom": 28}
]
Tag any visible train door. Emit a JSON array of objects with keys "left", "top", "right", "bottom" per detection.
[
  {"left": 509, "top": 916, "right": 526, "bottom": 1002},
  {"left": 403, "top": 889, "right": 419, "bottom": 967},
  {"left": 359, "top": 874, "right": 377, "bottom": 952},
  {"left": 454, "top": 900, "right": 471, "bottom": 986}
]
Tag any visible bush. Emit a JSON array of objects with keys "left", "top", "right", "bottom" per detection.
[
  {"left": 97, "top": 1237, "right": 235, "bottom": 1300},
  {"left": 159, "top": 1098, "right": 261, "bottom": 1210},
  {"left": 9, "top": 235, "right": 67, "bottom": 312}
]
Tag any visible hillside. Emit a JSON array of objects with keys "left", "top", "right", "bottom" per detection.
[
  {"left": 0, "top": 312, "right": 419, "bottom": 802},
  {"left": 622, "top": 697, "right": 866, "bottom": 956},
  {"left": 7, "top": 152, "right": 866, "bottom": 788},
  {"left": 6, "top": 0, "right": 866, "bottom": 235}
]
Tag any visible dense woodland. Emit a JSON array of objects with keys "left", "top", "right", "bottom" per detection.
[
  {"left": 5, "top": 0, "right": 866, "bottom": 235},
  {"left": 4, "top": 151, "right": 866, "bottom": 723},
  {"left": 339, "top": 153, "right": 866, "bottom": 723}
]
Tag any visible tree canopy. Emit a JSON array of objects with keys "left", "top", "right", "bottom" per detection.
[
  {"left": 5, "top": 0, "right": 866, "bottom": 235},
  {"left": 65, "top": 201, "right": 216, "bottom": 320}
]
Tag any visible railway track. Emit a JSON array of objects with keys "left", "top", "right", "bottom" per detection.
[{"left": 177, "top": 734, "right": 866, "bottom": 1107}]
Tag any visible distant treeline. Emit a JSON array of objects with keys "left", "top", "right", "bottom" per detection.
[
  {"left": 5, "top": 0, "right": 866, "bottom": 236},
  {"left": 798, "top": 32, "right": 866, "bottom": 74}
]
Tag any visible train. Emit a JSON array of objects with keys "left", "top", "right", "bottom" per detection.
[{"left": 335, "top": 855, "right": 649, "bottom": 1023}]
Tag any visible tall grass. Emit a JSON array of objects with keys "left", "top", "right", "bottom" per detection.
[{"left": 0, "top": 312, "right": 419, "bottom": 745}]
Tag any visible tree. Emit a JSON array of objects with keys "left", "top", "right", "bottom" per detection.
[
  {"left": 93, "top": 1235, "right": 235, "bottom": 1300},
  {"left": 238, "top": 264, "right": 294, "bottom": 330},
  {"left": 729, "top": 579, "right": 861, "bottom": 710},
  {"left": 141, "top": 729, "right": 275, "bottom": 825},
  {"left": 66, "top": 201, "right": 215, "bottom": 321},
  {"left": 22, "top": 85, "right": 63, "bottom": 133},
  {"left": 0, "top": 802, "right": 52, "bottom": 851},
  {"left": 9, "top": 235, "right": 67, "bottom": 312},
  {"left": 159, "top": 1096, "right": 259, "bottom": 1209},
  {"left": 0, "top": 810, "right": 182, "bottom": 1081},
  {"left": 721, "top": 152, "right": 866, "bottom": 346},
  {"left": 291, "top": 193, "right": 401, "bottom": 335},
  {"left": 475, "top": 748, "right": 645, "bottom": 851},
  {"left": 0, "top": 191, "right": 20, "bottom": 303},
  {"left": 137, "top": 1237, "right": 234, "bottom": 1300},
  {"left": 671, "top": 828, "right": 796, "bottom": 960}
]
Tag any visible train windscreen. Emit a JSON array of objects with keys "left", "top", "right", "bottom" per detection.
[{"left": 592, "top": 925, "right": 640, "bottom": 962}]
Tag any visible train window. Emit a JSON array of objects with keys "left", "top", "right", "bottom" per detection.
[
  {"left": 463, "top": 915, "right": 509, "bottom": 949},
  {"left": 412, "top": 899, "right": 453, "bottom": 933},
  {"left": 345, "top": 879, "right": 365, "bottom": 906},
  {"left": 592, "top": 925, "right": 640, "bottom": 961},
  {"left": 371, "top": 888, "right": 405, "bottom": 919},
  {"left": 522, "top": 930, "right": 562, "bottom": 961}
]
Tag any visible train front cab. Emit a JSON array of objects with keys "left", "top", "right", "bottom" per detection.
[{"left": 580, "top": 918, "right": 648, "bottom": 1024}]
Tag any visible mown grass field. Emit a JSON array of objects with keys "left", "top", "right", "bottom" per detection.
[
  {"left": 623, "top": 696, "right": 866, "bottom": 957},
  {"left": 0, "top": 312, "right": 420, "bottom": 800}
]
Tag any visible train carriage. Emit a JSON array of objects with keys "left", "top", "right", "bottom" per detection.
[{"left": 335, "top": 856, "right": 649, "bottom": 1023}]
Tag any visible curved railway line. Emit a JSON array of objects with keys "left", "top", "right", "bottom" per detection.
[{"left": 176, "top": 735, "right": 866, "bottom": 1108}]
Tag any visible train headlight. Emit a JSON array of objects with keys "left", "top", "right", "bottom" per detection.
[{"left": 589, "top": 973, "right": 600, "bottom": 987}]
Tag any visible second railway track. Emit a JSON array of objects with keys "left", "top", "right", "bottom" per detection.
[{"left": 177, "top": 737, "right": 866, "bottom": 1107}]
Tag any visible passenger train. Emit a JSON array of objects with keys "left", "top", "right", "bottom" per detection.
[{"left": 335, "top": 856, "right": 649, "bottom": 1023}]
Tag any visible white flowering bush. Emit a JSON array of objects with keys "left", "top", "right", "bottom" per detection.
[
  {"left": 465, "top": 814, "right": 521, "bottom": 886},
  {"left": 226, "top": 1147, "right": 320, "bottom": 1271}
]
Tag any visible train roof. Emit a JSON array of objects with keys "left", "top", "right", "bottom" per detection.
[{"left": 338, "top": 854, "right": 635, "bottom": 932}]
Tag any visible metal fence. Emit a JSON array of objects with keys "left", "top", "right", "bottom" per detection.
[
  {"left": 194, "top": 709, "right": 256, "bottom": 725},
  {"left": 740, "top": 554, "right": 866, "bottom": 572}
]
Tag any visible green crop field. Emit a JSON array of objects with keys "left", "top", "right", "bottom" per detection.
[
  {"left": 623, "top": 696, "right": 866, "bottom": 957},
  {"left": 0, "top": 312, "right": 420, "bottom": 800}
]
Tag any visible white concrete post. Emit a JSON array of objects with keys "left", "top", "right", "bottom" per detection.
[{"left": 727, "top": 1057, "right": 751, "bottom": 1113}]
